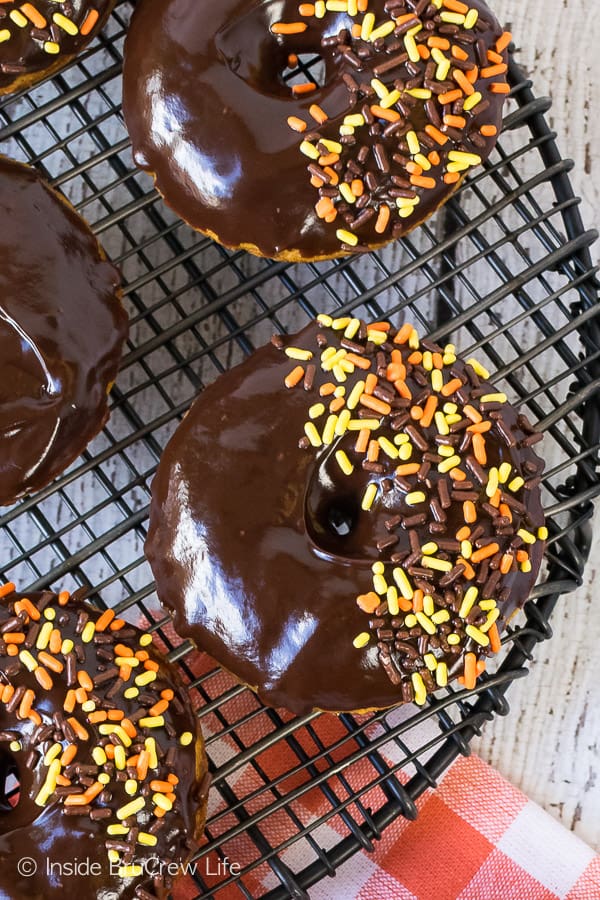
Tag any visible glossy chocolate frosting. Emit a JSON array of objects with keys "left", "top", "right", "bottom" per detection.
[
  {"left": 0, "top": 0, "right": 114, "bottom": 95},
  {"left": 0, "top": 157, "right": 127, "bottom": 506},
  {"left": 0, "top": 587, "right": 208, "bottom": 900},
  {"left": 123, "top": 0, "right": 509, "bottom": 260},
  {"left": 146, "top": 318, "right": 545, "bottom": 715}
]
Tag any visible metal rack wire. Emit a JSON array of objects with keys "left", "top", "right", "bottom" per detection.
[{"left": 1, "top": 2, "right": 599, "bottom": 896}]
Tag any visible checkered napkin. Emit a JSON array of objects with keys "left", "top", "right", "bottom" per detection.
[{"left": 155, "top": 642, "right": 599, "bottom": 900}]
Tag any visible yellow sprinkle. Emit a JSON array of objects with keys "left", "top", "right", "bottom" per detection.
[
  {"left": 336, "top": 228, "right": 358, "bottom": 246},
  {"left": 44, "top": 607, "right": 56, "bottom": 621},
  {"left": 360, "top": 11, "right": 375, "bottom": 39},
  {"left": 300, "top": 140, "right": 320, "bottom": 159},
  {"left": 480, "top": 392, "right": 507, "bottom": 404},
  {"left": 335, "top": 450, "right": 354, "bottom": 476},
  {"left": 538, "top": 526, "right": 549, "bottom": 540},
  {"left": 466, "top": 624, "right": 490, "bottom": 647},
  {"left": 35, "top": 621, "right": 53, "bottom": 651},
  {"left": 107, "top": 824, "right": 129, "bottom": 836},
  {"left": 447, "top": 161, "right": 469, "bottom": 173},
  {"left": 124, "top": 687, "right": 139, "bottom": 699},
  {"left": 392, "top": 567, "right": 413, "bottom": 599},
  {"left": 416, "top": 612, "right": 436, "bottom": 635},
  {"left": 521, "top": 560, "right": 532, "bottom": 573},
  {"left": 463, "top": 91, "right": 482, "bottom": 111},
  {"left": 440, "top": 10, "right": 465, "bottom": 24},
  {"left": 353, "top": 631, "right": 370, "bottom": 649},
  {"left": 437, "top": 454, "right": 461, "bottom": 474},
  {"left": 459, "top": 586, "right": 479, "bottom": 619},
  {"left": 431, "top": 369, "right": 444, "bottom": 393},
  {"left": 118, "top": 866, "right": 143, "bottom": 878},
  {"left": 44, "top": 743, "right": 62, "bottom": 766},
  {"left": 372, "top": 562, "right": 385, "bottom": 575},
  {"left": 448, "top": 150, "right": 482, "bottom": 166},
  {"left": 380, "top": 88, "right": 401, "bottom": 108},
  {"left": 445, "top": 413, "right": 462, "bottom": 424},
  {"left": 331, "top": 317, "right": 350, "bottom": 330},
  {"left": 518, "top": 528, "right": 536, "bottom": 545},
  {"left": 117, "top": 797, "right": 146, "bottom": 820},
  {"left": 115, "top": 656, "right": 140, "bottom": 667},
  {"left": 406, "top": 491, "right": 426, "bottom": 506},
  {"left": 464, "top": 8, "right": 478, "bottom": 28},
  {"left": 52, "top": 12, "right": 78, "bottom": 34},
  {"left": 369, "top": 20, "right": 395, "bottom": 41},
  {"left": 370, "top": 77, "right": 388, "bottom": 99},
  {"left": 461, "top": 539, "right": 473, "bottom": 560},
  {"left": 444, "top": 401, "right": 458, "bottom": 414},
  {"left": 139, "top": 633, "right": 153, "bottom": 647},
  {"left": 408, "top": 329, "right": 420, "bottom": 350},
  {"left": 145, "top": 737, "right": 158, "bottom": 768},
  {"left": 92, "top": 747, "right": 107, "bottom": 766},
  {"left": 466, "top": 357, "right": 490, "bottom": 379},
  {"left": 486, "top": 466, "right": 499, "bottom": 498},
  {"left": 336, "top": 409, "right": 351, "bottom": 436},
  {"left": 436, "top": 662, "right": 448, "bottom": 687},
  {"left": 498, "top": 462, "right": 512, "bottom": 483},
  {"left": 315, "top": 0, "right": 326, "bottom": 16},
  {"left": 138, "top": 832, "right": 158, "bottom": 847},
  {"left": 108, "top": 850, "right": 119, "bottom": 864},
  {"left": 435, "top": 411, "right": 450, "bottom": 435},
  {"left": 431, "top": 609, "right": 450, "bottom": 625},
  {"left": 378, "top": 436, "right": 399, "bottom": 459},
  {"left": 424, "top": 653, "right": 438, "bottom": 671},
  {"left": 304, "top": 421, "right": 322, "bottom": 447},
  {"left": 344, "top": 317, "right": 361, "bottom": 339},
  {"left": 407, "top": 88, "right": 432, "bottom": 100},
  {"left": 81, "top": 700, "right": 96, "bottom": 713},
  {"left": 98, "top": 772, "right": 110, "bottom": 785},
  {"left": 423, "top": 594, "right": 435, "bottom": 616},
  {"left": 372, "top": 573, "right": 387, "bottom": 595},
  {"left": 406, "top": 130, "right": 420, "bottom": 156},
  {"left": 509, "top": 476, "right": 524, "bottom": 492},
  {"left": 447, "top": 633, "right": 461, "bottom": 646},
  {"left": 339, "top": 182, "right": 356, "bottom": 204},
  {"left": 139, "top": 716, "right": 165, "bottom": 729},
  {"left": 125, "top": 778, "right": 138, "bottom": 796},
  {"left": 114, "top": 745, "right": 127, "bottom": 770},
  {"left": 0, "top": 29, "right": 11, "bottom": 43},
  {"left": 421, "top": 557, "right": 453, "bottom": 572},
  {"left": 43, "top": 41, "right": 60, "bottom": 55},
  {"left": 347, "top": 380, "right": 365, "bottom": 410},
  {"left": 321, "top": 138, "right": 343, "bottom": 152},
  {"left": 404, "top": 614, "right": 417, "bottom": 628},
  {"left": 334, "top": 386, "right": 346, "bottom": 397},
  {"left": 412, "top": 672, "right": 427, "bottom": 705},
  {"left": 285, "top": 346, "right": 313, "bottom": 361},
  {"left": 361, "top": 483, "right": 378, "bottom": 511},
  {"left": 344, "top": 114, "right": 365, "bottom": 127},
  {"left": 322, "top": 414, "right": 338, "bottom": 445},
  {"left": 9, "top": 740, "right": 21, "bottom": 752},
  {"left": 367, "top": 329, "right": 387, "bottom": 345},
  {"left": 421, "top": 542, "right": 438, "bottom": 556},
  {"left": 480, "top": 608, "right": 500, "bottom": 633},
  {"left": 387, "top": 586, "right": 399, "bottom": 616},
  {"left": 479, "top": 599, "right": 497, "bottom": 611},
  {"left": 61, "top": 638, "right": 74, "bottom": 655},
  {"left": 9, "top": 9, "right": 27, "bottom": 27},
  {"left": 309, "top": 403, "right": 325, "bottom": 420},
  {"left": 394, "top": 434, "right": 410, "bottom": 445},
  {"left": 347, "top": 418, "right": 380, "bottom": 430},
  {"left": 19, "top": 649, "right": 38, "bottom": 671},
  {"left": 404, "top": 33, "right": 420, "bottom": 63},
  {"left": 81, "top": 621, "right": 96, "bottom": 643},
  {"left": 438, "top": 445, "right": 455, "bottom": 457},
  {"left": 317, "top": 313, "right": 333, "bottom": 327},
  {"left": 396, "top": 197, "right": 420, "bottom": 209},
  {"left": 422, "top": 351, "right": 433, "bottom": 371}
]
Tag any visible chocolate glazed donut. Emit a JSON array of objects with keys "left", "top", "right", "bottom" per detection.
[
  {"left": 0, "top": 0, "right": 115, "bottom": 95},
  {"left": 123, "top": 0, "right": 511, "bottom": 260},
  {"left": 0, "top": 585, "right": 209, "bottom": 900},
  {"left": 146, "top": 318, "right": 546, "bottom": 715},
  {"left": 0, "top": 157, "right": 127, "bottom": 506}
]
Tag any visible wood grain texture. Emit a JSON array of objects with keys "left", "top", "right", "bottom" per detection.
[{"left": 470, "top": 0, "right": 600, "bottom": 850}]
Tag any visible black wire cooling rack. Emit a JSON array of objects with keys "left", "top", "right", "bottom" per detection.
[{"left": 1, "top": 3, "right": 600, "bottom": 897}]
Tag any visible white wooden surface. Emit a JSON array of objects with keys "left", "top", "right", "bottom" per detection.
[{"left": 470, "top": 0, "right": 600, "bottom": 851}]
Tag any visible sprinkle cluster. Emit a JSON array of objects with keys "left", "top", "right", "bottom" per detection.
[
  {"left": 0, "top": 585, "right": 198, "bottom": 891},
  {"left": 278, "top": 316, "right": 545, "bottom": 704},
  {"left": 0, "top": 0, "right": 100, "bottom": 72},
  {"left": 272, "top": 0, "right": 511, "bottom": 250}
]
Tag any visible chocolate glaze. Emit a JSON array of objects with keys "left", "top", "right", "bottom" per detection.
[
  {"left": 123, "top": 0, "right": 508, "bottom": 260},
  {"left": 146, "top": 320, "right": 545, "bottom": 715},
  {"left": 0, "top": 589, "right": 208, "bottom": 900},
  {"left": 0, "top": 157, "right": 127, "bottom": 506},
  {"left": 0, "top": 0, "right": 114, "bottom": 95}
]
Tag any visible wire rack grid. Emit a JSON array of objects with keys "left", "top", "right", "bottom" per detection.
[{"left": 0, "top": 3, "right": 599, "bottom": 897}]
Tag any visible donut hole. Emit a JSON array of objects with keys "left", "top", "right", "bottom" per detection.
[
  {"left": 281, "top": 52, "right": 326, "bottom": 92},
  {"left": 0, "top": 749, "right": 20, "bottom": 811}
]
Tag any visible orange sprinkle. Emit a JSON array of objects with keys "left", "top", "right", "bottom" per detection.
[
  {"left": 49, "top": 628, "right": 62, "bottom": 654},
  {"left": 19, "top": 688, "right": 35, "bottom": 718},
  {"left": 386, "top": 363, "right": 404, "bottom": 382},
  {"left": 450, "top": 467, "right": 467, "bottom": 482},
  {"left": 358, "top": 0, "right": 369, "bottom": 11},
  {"left": 500, "top": 553, "right": 514, "bottom": 575},
  {"left": 463, "top": 653, "right": 477, "bottom": 690},
  {"left": 58, "top": 591, "right": 70, "bottom": 607},
  {"left": 394, "top": 379, "right": 412, "bottom": 400},
  {"left": 323, "top": 165, "right": 339, "bottom": 185},
  {"left": 351, "top": 178, "right": 364, "bottom": 197},
  {"left": 487, "top": 49, "right": 503, "bottom": 65},
  {"left": 390, "top": 349, "right": 402, "bottom": 363},
  {"left": 64, "top": 793, "right": 93, "bottom": 807},
  {"left": 324, "top": 211, "right": 337, "bottom": 224},
  {"left": 441, "top": 377, "right": 463, "bottom": 397},
  {"left": 438, "top": 89, "right": 462, "bottom": 105},
  {"left": 67, "top": 716, "right": 89, "bottom": 741},
  {"left": 394, "top": 323, "right": 414, "bottom": 344},
  {"left": 115, "top": 643, "right": 134, "bottom": 658},
  {"left": 472, "top": 432, "right": 487, "bottom": 465},
  {"left": 466, "top": 66, "right": 478, "bottom": 84},
  {"left": 285, "top": 366, "right": 304, "bottom": 389},
  {"left": 444, "top": 172, "right": 461, "bottom": 184},
  {"left": 412, "top": 589, "right": 424, "bottom": 613},
  {"left": 292, "top": 82, "right": 317, "bottom": 95},
  {"left": 287, "top": 53, "right": 299, "bottom": 66},
  {"left": 318, "top": 152, "right": 339, "bottom": 166},
  {"left": 94, "top": 608, "right": 115, "bottom": 633},
  {"left": 345, "top": 352, "right": 371, "bottom": 370},
  {"left": 83, "top": 781, "right": 104, "bottom": 802},
  {"left": 135, "top": 649, "right": 149, "bottom": 662},
  {"left": 108, "top": 708, "right": 125, "bottom": 721},
  {"left": 64, "top": 689, "right": 77, "bottom": 713},
  {"left": 417, "top": 44, "right": 430, "bottom": 60},
  {"left": 443, "top": 0, "right": 468, "bottom": 12},
  {"left": 78, "top": 670, "right": 94, "bottom": 692},
  {"left": 121, "top": 717, "right": 137, "bottom": 739},
  {"left": 355, "top": 428, "right": 370, "bottom": 454},
  {"left": 150, "top": 699, "right": 169, "bottom": 717},
  {"left": 375, "top": 203, "right": 391, "bottom": 234},
  {"left": 154, "top": 806, "right": 167, "bottom": 818},
  {"left": 0, "top": 582, "right": 15, "bottom": 598},
  {"left": 499, "top": 502, "right": 512, "bottom": 523},
  {"left": 298, "top": 3, "right": 314, "bottom": 14},
  {"left": 110, "top": 618, "right": 126, "bottom": 631},
  {"left": 119, "top": 664, "right": 132, "bottom": 681},
  {"left": 309, "top": 103, "right": 328, "bottom": 124},
  {"left": 490, "top": 488, "right": 501, "bottom": 508},
  {"left": 489, "top": 623, "right": 502, "bottom": 654},
  {"left": 456, "top": 525, "right": 471, "bottom": 542},
  {"left": 444, "top": 114, "right": 467, "bottom": 128},
  {"left": 360, "top": 394, "right": 391, "bottom": 416},
  {"left": 495, "top": 31, "right": 512, "bottom": 53},
  {"left": 104, "top": 743, "right": 115, "bottom": 760},
  {"left": 3, "top": 633, "right": 25, "bottom": 644},
  {"left": 463, "top": 500, "right": 477, "bottom": 524},
  {"left": 463, "top": 404, "right": 482, "bottom": 424},
  {"left": 21, "top": 3, "right": 46, "bottom": 28},
  {"left": 396, "top": 463, "right": 420, "bottom": 476},
  {"left": 370, "top": 105, "right": 401, "bottom": 123},
  {"left": 38, "top": 651, "right": 63, "bottom": 673},
  {"left": 467, "top": 420, "right": 492, "bottom": 433},
  {"left": 406, "top": 161, "right": 423, "bottom": 177},
  {"left": 351, "top": 23, "right": 361, "bottom": 37},
  {"left": 315, "top": 197, "right": 334, "bottom": 219},
  {"left": 451, "top": 44, "right": 468, "bottom": 61},
  {"left": 56, "top": 774, "right": 71, "bottom": 787},
  {"left": 420, "top": 395, "right": 438, "bottom": 428},
  {"left": 35, "top": 667, "right": 53, "bottom": 690},
  {"left": 311, "top": 175, "right": 324, "bottom": 188},
  {"left": 137, "top": 749, "right": 150, "bottom": 780},
  {"left": 428, "top": 36, "right": 450, "bottom": 50},
  {"left": 161, "top": 688, "right": 175, "bottom": 701},
  {"left": 356, "top": 593, "right": 380, "bottom": 614},
  {"left": 1, "top": 684, "right": 15, "bottom": 704},
  {"left": 367, "top": 439, "right": 380, "bottom": 462},
  {"left": 476, "top": 660, "right": 487, "bottom": 675},
  {"left": 453, "top": 69, "right": 474, "bottom": 95},
  {"left": 369, "top": 321, "right": 390, "bottom": 332},
  {"left": 458, "top": 557, "right": 475, "bottom": 580},
  {"left": 167, "top": 773, "right": 179, "bottom": 785},
  {"left": 471, "top": 542, "right": 500, "bottom": 564},
  {"left": 271, "top": 21, "right": 307, "bottom": 34},
  {"left": 428, "top": 151, "right": 441, "bottom": 167},
  {"left": 480, "top": 124, "right": 498, "bottom": 137},
  {"left": 15, "top": 598, "right": 40, "bottom": 621},
  {"left": 287, "top": 116, "right": 307, "bottom": 133},
  {"left": 88, "top": 710, "right": 108, "bottom": 724},
  {"left": 320, "top": 382, "right": 336, "bottom": 397},
  {"left": 150, "top": 780, "right": 173, "bottom": 793},
  {"left": 6, "top": 644, "right": 18, "bottom": 657},
  {"left": 329, "top": 396, "right": 345, "bottom": 413},
  {"left": 516, "top": 549, "right": 529, "bottom": 563},
  {"left": 80, "top": 7, "right": 98, "bottom": 35},
  {"left": 481, "top": 63, "right": 508, "bottom": 78},
  {"left": 410, "top": 175, "right": 436, "bottom": 189},
  {"left": 410, "top": 405, "right": 423, "bottom": 421},
  {"left": 61, "top": 743, "right": 78, "bottom": 766},
  {"left": 407, "top": 351, "right": 422, "bottom": 365},
  {"left": 490, "top": 82, "right": 510, "bottom": 94},
  {"left": 364, "top": 373, "right": 378, "bottom": 395},
  {"left": 75, "top": 687, "right": 88, "bottom": 705}
]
